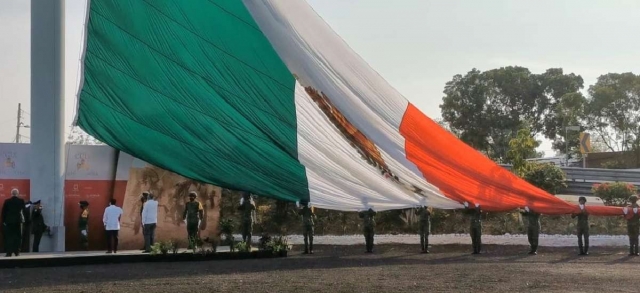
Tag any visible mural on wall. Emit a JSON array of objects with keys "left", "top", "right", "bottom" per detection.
[{"left": 114, "top": 153, "right": 221, "bottom": 250}]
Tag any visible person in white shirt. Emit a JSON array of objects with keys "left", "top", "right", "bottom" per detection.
[
  {"left": 141, "top": 193, "right": 159, "bottom": 253},
  {"left": 103, "top": 199, "right": 123, "bottom": 254}
]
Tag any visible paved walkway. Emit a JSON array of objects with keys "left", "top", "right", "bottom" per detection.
[{"left": 0, "top": 246, "right": 247, "bottom": 261}]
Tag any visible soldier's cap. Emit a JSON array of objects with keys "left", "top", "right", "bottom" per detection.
[
  {"left": 188, "top": 191, "right": 197, "bottom": 197},
  {"left": 578, "top": 196, "right": 587, "bottom": 202},
  {"left": 33, "top": 200, "right": 41, "bottom": 205},
  {"left": 630, "top": 195, "right": 638, "bottom": 203},
  {"left": 79, "top": 200, "right": 89, "bottom": 207}
]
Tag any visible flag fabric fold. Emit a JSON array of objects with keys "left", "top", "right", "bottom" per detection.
[{"left": 75, "top": 0, "right": 624, "bottom": 216}]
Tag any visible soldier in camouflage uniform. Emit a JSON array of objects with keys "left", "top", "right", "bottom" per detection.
[
  {"left": 79, "top": 201, "right": 90, "bottom": 251},
  {"left": 521, "top": 206, "right": 541, "bottom": 255},
  {"left": 464, "top": 202, "right": 482, "bottom": 254},
  {"left": 359, "top": 208, "right": 377, "bottom": 253},
  {"left": 416, "top": 206, "right": 431, "bottom": 253},
  {"left": 182, "top": 191, "right": 203, "bottom": 249},
  {"left": 571, "top": 196, "right": 590, "bottom": 255},
  {"left": 623, "top": 195, "right": 640, "bottom": 256},
  {"left": 237, "top": 192, "right": 256, "bottom": 247},
  {"left": 298, "top": 200, "right": 316, "bottom": 254}
]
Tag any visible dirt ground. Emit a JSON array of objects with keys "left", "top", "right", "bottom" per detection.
[{"left": 1, "top": 244, "right": 639, "bottom": 293}]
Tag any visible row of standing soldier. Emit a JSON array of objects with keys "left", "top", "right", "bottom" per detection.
[
  {"left": 523, "top": 195, "right": 636, "bottom": 256},
  {"left": 293, "top": 195, "right": 640, "bottom": 256},
  {"left": 7, "top": 190, "right": 639, "bottom": 256}
]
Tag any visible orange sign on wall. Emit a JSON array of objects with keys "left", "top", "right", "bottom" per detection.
[{"left": 63, "top": 145, "right": 118, "bottom": 251}]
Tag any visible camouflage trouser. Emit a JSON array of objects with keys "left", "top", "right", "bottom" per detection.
[
  {"left": 303, "top": 224, "right": 314, "bottom": 252},
  {"left": 187, "top": 221, "right": 199, "bottom": 249},
  {"left": 242, "top": 221, "right": 253, "bottom": 245},
  {"left": 627, "top": 224, "right": 639, "bottom": 255},
  {"left": 419, "top": 223, "right": 430, "bottom": 251},
  {"left": 80, "top": 230, "right": 89, "bottom": 250},
  {"left": 527, "top": 226, "right": 539, "bottom": 252},
  {"left": 470, "top": 223, "right": 482, "bottom": 253},
  {"left": 363, "top": 226, "right": 375, "bottom": 252},
  {"left": 577, "top": 226, "right": 589, "bottom": 253}
]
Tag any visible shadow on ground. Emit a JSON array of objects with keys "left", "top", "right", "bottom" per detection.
[{"left": 1, "top": 244, "right": 638, "bottom": 292}]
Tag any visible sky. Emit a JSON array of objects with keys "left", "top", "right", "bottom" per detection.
[{"left": 1, "top": 0, "right": 639, "bottom": 156}]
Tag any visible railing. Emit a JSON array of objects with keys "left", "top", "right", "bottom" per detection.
[{"left": 500, "top": 164, "right": 640, "bottom": 196}]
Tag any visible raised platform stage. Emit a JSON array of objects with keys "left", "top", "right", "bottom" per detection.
[{"left": 0, "top": 246, "right": 285, "bottom": 269}]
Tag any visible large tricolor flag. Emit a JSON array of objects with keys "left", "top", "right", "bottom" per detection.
[{"left": 74, "top": 0, "right": 620, "bottom": 215}]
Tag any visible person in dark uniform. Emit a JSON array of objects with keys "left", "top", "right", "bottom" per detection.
[
  {"left": 416, "top": 205, "right": 431, "bottom": 253},
  {"left": 464, "top": 202, "right": 482, "bottom": 254},
  {"left": 21, "top": 200, "right": 33, "bottom": 253},
  {"left": 182, "top": 191, "right": 203, "bottom": 249},
  {"left": 521, "top": 206, "right": 541, "bottom": 255},
  {"left": 237, "top": 192, "right": 256, "bottom": 247},
  {"left": 30, "top": 200, "right": 48, "bottom": 253},
  {"left": 571, "top": 197, "right": 589, "bottom": 255},
  {"left": 79, "top": 201, "right": 90, "bottom": 251},
  {"left": 297, "top": 200, "right": 316, "bottom": 254},
  {"left": 623, "top": 195, "right": 639, "bottom": 256},
  {"left": 2, "top": 188, "right": 25, "bottom": 257},
  {"left": 359, "top": 208, "right": 377, "bottom": 253}
]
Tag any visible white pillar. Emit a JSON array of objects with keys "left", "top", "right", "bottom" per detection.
[{"left": 30, "top": 0, "right": 66, "bottom": 252}]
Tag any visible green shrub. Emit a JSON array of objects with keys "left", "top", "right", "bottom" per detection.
[
  {"left": 592, "top": 182, "right": 637, "bottom": 206},
  {"left": 151, "top": 241, "right": 175, "bottom": 256},
  {"left": 264, "top": 235, "right": 289, "bottom": 254},
  {"left": 258, "top": 233, "right": 272, "bottom": 251},
  {"left": 521, "top": 163, "right": 567, "bottom": 194},
  {"left": 234, "top": 241, "right": 251, "bottom": 253},
  {"left": 219, "top": 218, "right": 235, "bottom": 246}
]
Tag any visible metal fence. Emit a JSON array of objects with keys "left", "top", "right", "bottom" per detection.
[{"left": 500, "top": 165, "right": 640, "bottom": 196}]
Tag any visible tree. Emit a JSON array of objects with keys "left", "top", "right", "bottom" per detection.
[
  {"left": 538, "top": 69, "right": 586, "bottom": 156},
  {"left": 434, "top": 118, "right": 459, "bottom": 138},
  {"left": 440, "top": 67, "right": 584, "bottom": 162},
  {"left": 585, "top": 73, "right": 640, "bottom": 161},
  {"left": 440, "top": 69, "right": 492, "bottom": 155},
  {"left": 505, "top": 126, "right": 541, "bottom": 175},
  {"left": 67, "top": 127, "right": 105, "bottom": 145},
  {"left": 521, "top": 163, "right": 567, "bottom": 195},
  {"left": 545, "top": 92, "right": 588, "bottom": 160}
]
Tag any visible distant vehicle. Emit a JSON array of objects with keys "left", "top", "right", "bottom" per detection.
[{"left": 555, "top": 194, "right": 605, "bottom": 206}]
